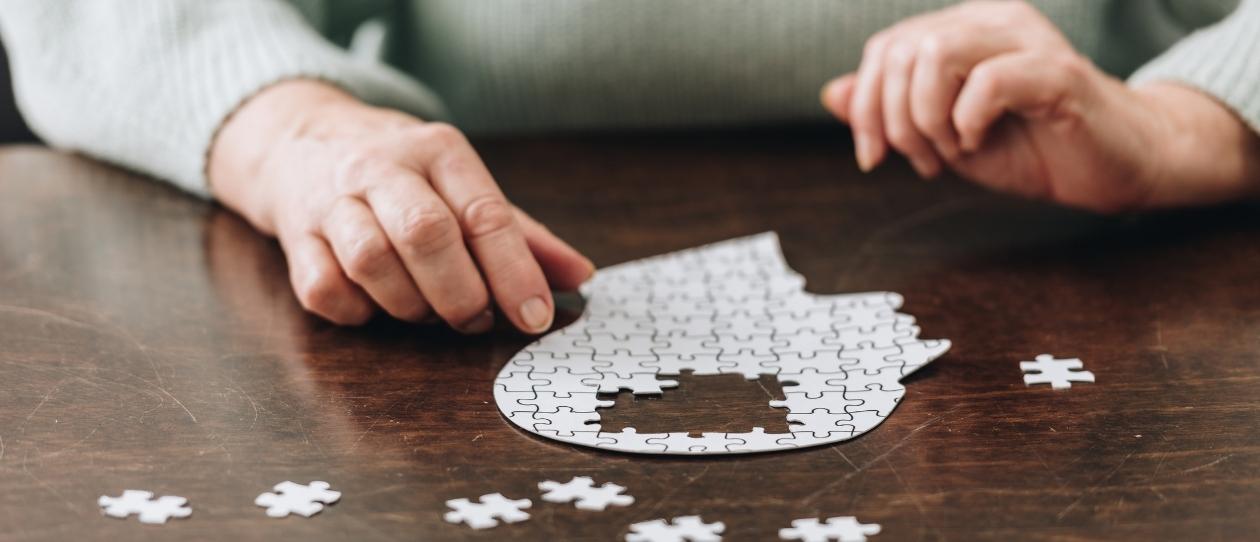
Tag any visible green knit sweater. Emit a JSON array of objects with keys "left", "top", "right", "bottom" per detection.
[{"left": 0, "top": 0, "right": 1254, "bottom": 196}]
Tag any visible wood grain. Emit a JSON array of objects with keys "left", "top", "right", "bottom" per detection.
[{"left": 1, "top": 128, "right": 1259, "bottom": 540}]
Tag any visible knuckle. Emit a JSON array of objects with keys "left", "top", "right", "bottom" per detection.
[
  {"left": 461, "top": 195, "right": 516, "bottom": 238},
  {"left": 397, "top": 203, "right": 458, "bottom": 255},
  {"left": 413, "top": 122, "right": 467, "bottom": 150},
  {"left": 342, "top": 232, "right": 393, "bottom": 281},
  {"left": 333, "top": 147, "right": 392, "bottom": 192},
  {"left": 885, "top": 42, "right": 914, "bottom": 67},
  {"left": 297, "top": 267, "right": 346, "bottom": 315},
  {"left": 884, "top": 123, "right": 919, "bottom": 151},
  {"left": 863, "top": 32, "right": 890, "bottom": 59},
  {"left": 917, "top": 34, "right": 950, "bottom": 65}
]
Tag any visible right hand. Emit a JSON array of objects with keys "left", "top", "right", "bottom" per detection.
[{"left": 208, "top": 80, "right": 594, "bottom": 333}]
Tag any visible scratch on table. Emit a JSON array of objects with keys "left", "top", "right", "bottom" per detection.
[
  {"left": 228, "top": 382, "right": 261, "bottom": 432},
  {"left": 39, "top": 426, "right": 99, "bottom": 460},
  {"left": 153, "top": 385, "right": 198, "bottom": 424},
  {"left": 803, "top": 411, "right": 963, "bottom": 504},
  {"left": 1153, "top": 321, "right": 1169, "bottom": 370},
  {"left": 1056, "top": 450, "right": 1134, "bottom": 521},
  {"left": 22, "top": 449, "right": 79, "bottom": 514},
  {"left": 843, "top": 195, "right": 986, "bottom": 276},
  {"left": 1181, "top": 454, "right": 1232, "bottom": 475},
  {"left": 0, "top": 433, "right": 5, "bottom": 462},
  {"left": 830, "top": 447, "right": 859, "bottom": 471},
  {"left": 644, "top": 465, "right": 711, "bottom": 518}
]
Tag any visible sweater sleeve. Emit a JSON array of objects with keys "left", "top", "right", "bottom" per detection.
[
  {"left": 0, "top": 0, "right": 447, "bottom": 198},
  {"left": 1129, "top": 0, "right": 1260, "bottom": 132}
]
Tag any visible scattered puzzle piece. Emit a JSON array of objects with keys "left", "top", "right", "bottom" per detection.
[
  {"left": 627, "top": 515, "right": 726, "bottom": 542},
  {"left": 779, "top": 516, "right": 881, "bottom": 542},
  {"left": 98, "top": 490, "right": 192, "bottom": 524},
  {"left": 539, "top": 476, "right": 635, "bottom": 511},
  {"left": 444, "top": 492, "right": 533, "bottom": 530},
  {"left": 1020, "top": 354, "right": 1095, "bottom": 390},
  {"left": 254, "top": 481, "right": 341, "bottom": 518}
]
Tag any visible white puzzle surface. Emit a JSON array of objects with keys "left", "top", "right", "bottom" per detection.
[{"left": 493, "top": 232, "right": 951, "bottom": 455}]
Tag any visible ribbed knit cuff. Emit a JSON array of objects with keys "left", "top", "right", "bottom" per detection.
[{"left": 1128, "top": 0, "right": 1260, "bottom": 133}]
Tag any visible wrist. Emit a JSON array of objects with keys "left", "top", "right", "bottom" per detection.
[
  {"left": 1133, "top": 82, "right": 1260, "bottom": 208},
  {"left": 207, "top": 79, "right": 359, "bottom": 233}
]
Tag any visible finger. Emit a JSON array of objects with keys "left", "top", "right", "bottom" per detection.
[
  {"left": 513, "top": 207, "right": 595, "bottom": 291},
  {"left": 850, "top": 32, "right": 891, "bottom": 171},
  {"left": 910, "top": 31, "right": 1022, "bottom": 162},
  {"left": 417, "top": 124, "right": 556, "bottom": 334},
  {"left": 281, "top": 231, "right": 375, "bottom": 326},
  {"left": 881, "top": 41, "right": 942, "bottom": 178},
  {"left": 364, "top": 169, "right": 494, "bottom": 334},
  {"left": 821, "top": 74, "right": 857, "bottom": 123},
  {"left": 323, "top": 195, "right": 432, "bottom": 322},
  {"left": 952, "top": 51, "right": 1085, "bottom": 152}
]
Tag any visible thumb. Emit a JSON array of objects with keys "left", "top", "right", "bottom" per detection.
[
  {"left": 513, "top": 208, "right": 595, "bottom": 291},
  {"left": 821, "top": 74, "right": 857, "bottom": 123}
]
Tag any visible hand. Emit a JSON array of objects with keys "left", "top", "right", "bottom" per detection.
[
  {"left": 208, "top": 80, "right": 594, "bottom": 332},
  {"left": 821, "top": 0, "right": 1260, "bottom": 213}
]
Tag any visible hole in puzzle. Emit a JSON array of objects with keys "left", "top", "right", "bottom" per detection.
[{"left": 594, "top": 371, "right": 793, "bottom": 434}]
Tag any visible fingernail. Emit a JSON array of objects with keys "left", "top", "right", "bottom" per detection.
[
  {"left": 519, "top": 296, "right": 553, "bottom": 333},
  {"left": 582, "top": 259, "right": 597, "bottom": 281},
  {"left": 855, "top": 134, "right": 873, "bottom": 172},
  {"left": 457, "top": 309, "right": 494, "bottom": 334}
]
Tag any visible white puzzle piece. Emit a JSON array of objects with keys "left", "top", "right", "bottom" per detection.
[
  {"left": 1020, "top": 354, "right": 1095, "bottom": 390},
  {"left": 493, "top": 232, "right": 951, "bottom": 455},
  {"left": 98, "top": 490, "right": 192, "bottom": 524},
  {"left": 779, "top": 516, "right": 882, "bottom": 542},
  {"left": 444, "top": 493, "right": 532, "bottom": 530},
  {"left": 254, "top": 480, "right": 341, "bottom": 518},
  {"left": 538, "top": 476, "right": 635, "bottom": 511},
  {"left": 627, "top": 515, "right": 726, "bottom": 542}
]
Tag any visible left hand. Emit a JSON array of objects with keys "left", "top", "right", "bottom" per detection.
[{"left": 821, "top": 0, "right": 1260, "bottom": 213}]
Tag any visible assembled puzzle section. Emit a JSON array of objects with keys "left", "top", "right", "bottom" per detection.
[{"left": 493, "top": 232, "right": 951, "bottom": 455}]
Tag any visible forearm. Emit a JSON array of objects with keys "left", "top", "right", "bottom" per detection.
[
  {"left": 0, "top": 0, "right": 445, "bottom": 197},
  {"left": 1134, "top": 83, "right": 1260, "bottom": 209}
]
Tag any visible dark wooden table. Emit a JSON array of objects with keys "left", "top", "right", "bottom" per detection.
[{"left": 2, "top": 128, "right": 1259, "bottom": 541}]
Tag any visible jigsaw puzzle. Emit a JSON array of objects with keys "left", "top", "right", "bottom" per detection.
[
  {"left": 444, "top": 493, "right": 533, "bottom": 530},
  {"left": 627, "top": 515, "right": 726, "bottom": 542},
  {"left": 98, "top": 490, "right": 192, "bottom": 524},
  {"left": 494, "top": 232, "right": 950, "bottom": 455},
  {"left": 254, "top": 480, "right": 341, "bottom": 518},
  {"left": 779, "top": 516, "right": 882, "bottom": 541},
  {"left": 1021, "top": 354, "right": 1094, "bottom": 389},
  {"left": 539, "top": 476, "right": 635, "bottom": 511}
]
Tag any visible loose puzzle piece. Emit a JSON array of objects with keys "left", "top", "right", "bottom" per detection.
[
  {"left": 493, "top": 232, "right": 951, "bottom": 455},
  {"left": 254, "top": 481, "right": 341, "bottom": 518},
  {"left": 98, "top": 490, "right": 192, "bottom": 524},
  {"left": 538, "top": 476, "right": 635, "bottom": 511},
  {"left": 1020, "top": 354, "right": 1095, "bottom": 390},
  {"left": 444, "top": 493, "right": 533, "bottom": 530},
  {"left": 779, "top": 516, "right": 882, "bottom": 542},
  {"left": 627, "top": 515, "right": 726, "bottom": 542}
]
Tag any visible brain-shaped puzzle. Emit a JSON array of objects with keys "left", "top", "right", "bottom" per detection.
[{"left": 494, "top": 232, "right": 950, "bottom": 454}]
